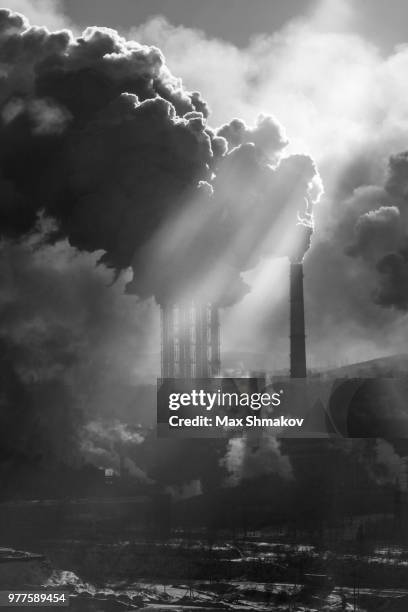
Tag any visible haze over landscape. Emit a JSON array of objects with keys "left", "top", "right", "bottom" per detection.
[{"left": 2, "top": 4, "right": 408, "bottom": 610}]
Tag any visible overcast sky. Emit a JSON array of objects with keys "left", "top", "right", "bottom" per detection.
[
  {"left": 55, "top": 0, "right": 408, "bottom": 53},
  {"left": 63, "top": 0, "right": 315, "bottom": 46},
  {"left": 4, "top": 0, "right": 408, "bottom": 52}
]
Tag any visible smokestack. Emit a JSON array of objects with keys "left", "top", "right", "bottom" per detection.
[
  {"left": 290, "top": 262, "right": 307, "bottom": 378},
  {"left": 116, "top": 445, "right": 128, "bottom": 480},
  {"left": 161, "top": 301, "right": 220, "bottom": 378}
]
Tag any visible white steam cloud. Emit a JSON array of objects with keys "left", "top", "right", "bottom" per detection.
[{"left": 221, "top": 434, "right": 292, "bottom": 485}]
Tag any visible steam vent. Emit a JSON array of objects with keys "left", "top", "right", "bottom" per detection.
[
  {"left": 161, "top": 302, "right": 220, "bottom": 378},
  {"left": 290, "top": 262, "right": 307, "bottom": 378}
]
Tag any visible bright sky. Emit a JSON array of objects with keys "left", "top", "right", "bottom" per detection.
[
  {"left": 63, "top": 0, "right": 316, "bottom": 46},
  {"left": 60, "top": 0, "right": 408, "bottom": 53}
]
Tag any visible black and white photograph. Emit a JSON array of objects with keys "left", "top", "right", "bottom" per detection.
[{"left": 2, "top": 0, "right": 408, "bottom": 610}]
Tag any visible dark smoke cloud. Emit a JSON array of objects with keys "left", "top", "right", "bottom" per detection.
[
  {"left": 384, "top": 151, "right": 408, "bottom": 202},
  {"left": 0, "top": 235, "right": 160, "bottom": 487},
  {"left": 344, "top": 151, "right": 408, "bottom": 311},
  {"left": 347, "top": 206, "right": 403, "bottom": 260},
  {"left": 0, "top": 9, "right": 322, "bottom": 488},
  {"left": 373, "top": 154, "right": 408, "bottom": 309},
  {"left": 0, "top": 10, "right": 213, "bottom": 269},
  {"left": 0, "top": 9, "right": 320, "bottom": 307},
  {"left": 217, "top": 115, "right": 288, "bottom": 160},
  {"left": 376, "top": 243, "right": 408, "bottom": 309}
]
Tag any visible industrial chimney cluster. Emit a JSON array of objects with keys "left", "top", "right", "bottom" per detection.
[
  {"left": 160, "top": 260, "right": 307, "bottom": 379},
  {"left": 161, "top": 301, "right": 220, "bottom": 378}
]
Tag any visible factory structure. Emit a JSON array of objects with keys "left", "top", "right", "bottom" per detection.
[
  {"left": 289, "top": 262, "right": 307, "bottom": 378},
  {"left": 160, "top": 260, "right": 307, "bottom": 379},
  {"left": 161, "top": 301, "right": 221, "bottom": 378}
]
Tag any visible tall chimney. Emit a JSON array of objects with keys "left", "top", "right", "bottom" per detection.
[{"left": 290, "top": 262, "right": 307, "bottom": 378}]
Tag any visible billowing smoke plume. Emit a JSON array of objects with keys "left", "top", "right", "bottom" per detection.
[
  {"left": 0, "top": 9, "right": 211, "bottom": 268},
  {"left": 81, "top": 419, "right": 152, "bottom": 482},
  {"left": 347, "top": 206, "right": 403, "bottom": 261},
  {"left": 221, "top": 433, "right": 292, "bottom": 485},
  {"left": 0, "top": 232, "right": 160, "bottom": 486},
  {"left": 0, "top": 9, "right": 322, "bottom": 488},
  {"left": 0, "top": 9, "right": 321, "bottom": 307},
  {"left": 346, "top": 151, "right": 408, "bottom": 310}
]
